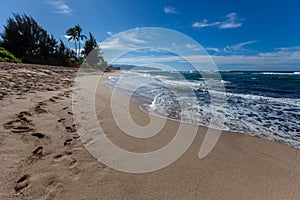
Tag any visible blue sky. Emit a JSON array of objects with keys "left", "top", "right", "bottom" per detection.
[{"left": 1, "top": 0, "right": 300, "bottom": 70}]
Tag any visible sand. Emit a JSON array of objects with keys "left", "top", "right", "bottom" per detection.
[{"left": 0, "top": 62, "right": 299, "bottom": 199}]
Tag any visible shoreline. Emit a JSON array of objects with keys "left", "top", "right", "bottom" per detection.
[
  {"left": 0, "top": 63, "right": 299, "bottom": 199},
  {"left": 94, "top": 71, "right": 300, "bottom": 198},
  {"left": 106, "top": 70, "right": 300, "bottom": 150}
]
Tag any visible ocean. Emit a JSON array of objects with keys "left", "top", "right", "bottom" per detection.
[{"left": 105, "top": 70, "right": 300, "bottom": 149}]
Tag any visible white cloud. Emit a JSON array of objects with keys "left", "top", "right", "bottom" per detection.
[
  {"left": 122, "top": 32, "right": 146, "bottom": 44},
  {"left": 219, "top": 13, "right": 242, "bottom": 29},
  {"left": 64, "top": 34, "right": 72, "bottom": 40},
  {"left": 212, "top": 51, "right": 300, "bottom": 67},
  {"left": 275, "top": 46, "right": 300, "bottom": 51},
  {"left": 193, "top": 12, "right": 243, "bottom": 29},
  {"left": 224, "top": 40, "right": 257, "bottom": 52},
  {"left": 164, "top": 6, "right": 177, "bottom": 14},
  {"left": 192, "top": 19, "right": 221, "bottom": 28},
  {"left": 101, "top": 37, "right": 124, "bottom": 50},
  {"left": 110, "top": 46, "right": 300, "bottom": 70},
  {"left": 100, "top": 30, "right": 146, "bottom": 51},
  {"left": 48, "top": 0, "right": 73, "bottom": 15},
  {"left": 258, "top": 46, "right": 300, "bottom": 58},
  {"left": 206, "top": 47, "right": 220, "bottom": 52},
  {"left": 106, "top": 31, "right": 113, "bottom": 36},
  {"left": 186, "top": 43, "right": 201, "bottom": 50}
]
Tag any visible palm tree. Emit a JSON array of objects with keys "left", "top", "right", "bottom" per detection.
[
  {"left": 66, "top": 25, "right": 86, "bottom": 58},
  {"left": 74, "top": 24, "right": 86, "bottom": 58},
  {"left": 66, "top": 27, "right": 77, "bottom": 57},
  {"left": 82, "top": 32, "right": 97, "bottom": 57}
]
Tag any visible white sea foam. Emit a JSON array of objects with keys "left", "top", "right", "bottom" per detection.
[
  {"left": 254, "top": 72, "right": 300, "bottom": 75},
  {"left": 210, "top": 90, "right": 300, "bottom": 107}
]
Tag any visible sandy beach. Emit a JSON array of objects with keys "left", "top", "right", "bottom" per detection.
[{"left": 0, "top": 62, "right": 299, "bottom": 199}]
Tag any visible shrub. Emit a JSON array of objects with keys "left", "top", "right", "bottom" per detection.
[{"left": 0, "top": 47, "right": 22, "bottom": 63}]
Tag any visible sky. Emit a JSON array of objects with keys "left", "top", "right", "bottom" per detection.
[{"left": 0, "top": 0, "right": 300, "bottom": 71}]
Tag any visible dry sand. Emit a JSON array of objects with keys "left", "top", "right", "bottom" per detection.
[{"left": 0, "top": 62, "right": 299, "bottom": 199}]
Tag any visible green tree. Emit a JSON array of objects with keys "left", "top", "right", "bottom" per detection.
[
  {"left": 0, "top": 13, "right": 71, "bottom": 66},
  {"left": 74, "top": 24, "right": 86, "bottom": 58},
  {"left": 66, "top": 27, "right": 78, "bottom": 58},
  {"left": 0, "top": 14, "right": 44, "bottom": 61},
  {"left": 55, "top": 39, "right": 75, "bottom": 66},
  {"left": 82, "top": 32, "right": 97, "bottom": 57},
  {"left": 66, "top": 24, "right": 86, "bottom": 58},
  {"left": 82, "top": 32, "right": 108, "bottom": 70}
]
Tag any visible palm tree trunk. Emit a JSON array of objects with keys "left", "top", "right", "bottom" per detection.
[
  {"left": 75, "top": 41, "right": 77, "bottom": 58},
  {"left": 78, "top": 41, "right": 81, "bottom": 58}
]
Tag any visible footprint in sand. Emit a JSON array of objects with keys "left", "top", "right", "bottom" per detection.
[
  {"left": 70, "top": 167, "right": 81, "bottom": 176},
  {"left": 57, "top": 118, "right": 66, "bottom": 123},
  {"left": 34, "top": 105, "right": 47, "bottom": 114},
  {"left": 49, "top": 98, "right": 56, "bottom": 102},
  {"left": 17, "top": 115, "right": 32, "bottom": 122},
  {"left": 72, "top": 134, "right": 80, "bottom": 139},
  {"left": 46, "top": 87, "right": 55, "bottom": 91},
  {"left": 51, "top": 151, "right": 81, "bottom": 176},
  {"left": 53, "top": 154, "right": 64, "bottom": 161},
  {"left": 44, "top": 182, "right": 64, "bottom": 200},
  {"left": 69, "top": 159, "right": 77, "bottom": 169},
  {"left": 11, "top": 126, "right": 33, "bottom": 133},
  {"left": 38, "top": 101, "right": 47, "bottom": 106},
  {"left": 62, "top": 107, "right": 68, "bottom": 110},
  {"left": 18, "top": 111, "right": 32, "bottom": 118},
  {"left": 64, "top": 139, "right": 72, "bottom": 146},
  {"left": 31, "top": 133, "right": 45, "bottom": 139},
  {"left": 52, "top": 150, "right": 73, "bottom": 162},
  {"left": 32, "top": 146, "right": 43, "bottom": 157},
  {"left": 57, "top": 117, "right": 77, "bottom": 133},
  {"left": 65, "top": 125, "right": 76, "bottom": 133},
  {"left": 64, "top": 151, "right": 73, "bottom": 156},
  {"left": 60, "top": 90, "right": 72, "bottom": 98},
  {"left": 3, "top": 114, "right": 34, "bottom": 133},
  {"left": 68, "top": 158, "right": 81, "bottom": 176},
  {"left": 14, "top": 174, "right": 29, "bottom": 194}
]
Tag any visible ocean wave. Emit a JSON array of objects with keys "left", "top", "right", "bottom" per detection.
[
  {"left": 210, "top": 90, "right": 300, "bottom": 107},
  {"left": 253, "top": 72, "right": 300, "bottom": 75},
  {"left": 141, "top": 90, "right": 300, "bottom": 149},
  {"left": 105, "top": 70, "right": 300, "bottom": 149}
]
